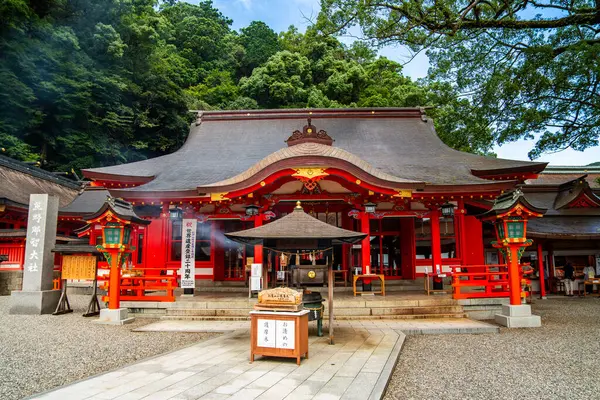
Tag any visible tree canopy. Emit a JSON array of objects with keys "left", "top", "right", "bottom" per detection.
[
  {"left": 0, "top": 0, "right": 496, "bottom": 174},
  {"left": 320, "top": 0, "right": 600, "bottom": 159}
]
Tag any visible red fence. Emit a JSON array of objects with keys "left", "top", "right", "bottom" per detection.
[
  {"left": 451, "top": 264, "right": 511, "bottom": 299},
  {"left": 98, "top": 267, "right": 178, "bottom": 302},
  {"left": 0, "top": 243, "right": 25, "bottom": 269}
]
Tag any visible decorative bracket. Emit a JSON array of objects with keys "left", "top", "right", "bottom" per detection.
[
  {"left": 292, "top": 168, "right": 328, "bottom": 192},
  {"left": 286, "top": 118, "right": 334, "bottom": 146}
]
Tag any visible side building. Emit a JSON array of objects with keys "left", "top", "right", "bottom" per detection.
[
  {"left": 518, "top": 167, "right": 600, "bottom": 292},
  {"left": 0, "top": 155, "right": 83, "bottom": 294}
]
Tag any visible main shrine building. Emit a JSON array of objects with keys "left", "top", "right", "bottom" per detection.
[{"left": 62, "top": 108, "right": 548, "bottom": 283}]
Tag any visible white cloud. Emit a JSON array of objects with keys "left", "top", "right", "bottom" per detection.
[
  {"left": 494, "top": 140, "right": 600, "bottom": 166},
  {"left": 237, "top": 0, "right": 252, "bottom": 9}
]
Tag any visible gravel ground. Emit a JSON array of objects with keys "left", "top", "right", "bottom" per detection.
[
  {"left": 0, "top": 295, "right": 218, "bottom": 400},
  {"left": 384, "top": 297, "right": 600, "bottom": 400}
]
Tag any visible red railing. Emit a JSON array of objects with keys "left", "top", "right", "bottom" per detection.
[
  {"left": 0, "top": 243, "right": 25, "bottom": 269},
  {"left": 451, "top": 264, "right": 511, "bottom": 299},
  {"left": 98, "top": 267, "right": 178, "bottom": 302},
  {"left": 450, "top": 264, "right": 533, "bottom": 300}
]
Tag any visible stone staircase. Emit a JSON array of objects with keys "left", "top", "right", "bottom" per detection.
[
  {"left": 124, "top": 279, "right": 475, "bottom": 321},
  {"left": 154, "top": 296, "right": 465, "bottom": 322}
]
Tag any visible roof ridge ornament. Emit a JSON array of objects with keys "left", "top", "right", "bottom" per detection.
[
  {"left": 286, "top": 117, "right": 334, "bottom": 147},
  {"left": 419, "top": 107, "right": 429, "bottom": 123}
]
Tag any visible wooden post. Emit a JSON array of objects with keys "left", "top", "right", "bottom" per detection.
[
  {"left": 108, "top": 251, "right": 120, "bottom": 309},
  {"left": 360, "top": 212, "right": 370, "bottom": 273},
  {"left": 457, "top": 200, "right": 467, "bottom": 262},
  {"left": 328, "top": 263, "right": 334, "bottom": 345},
  {"left": 430, "top": 210, "right": 442, "bottom": 273},
  {"left": 254, "top": 215, "right": 263, "bottom": 264},
  {"left": 537, "top": 242, "right": 546, "bottom": 299}
]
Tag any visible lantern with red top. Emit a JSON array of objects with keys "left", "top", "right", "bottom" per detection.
[
  {"left": 85, "top": 196, "right": 150, "bottom": 324},
  {"left": 480, "top": 189, "right": 546, "bottom": 306}
]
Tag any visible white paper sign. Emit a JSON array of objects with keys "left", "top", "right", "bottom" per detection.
[
  {"left": 257, "top": 319, "right": 276, "bottom": 348},
  {"left": 251, "top": 263, "right": 262, "bottom": 277},
  {"left": 276, "top": 320, "right": 295, "bottom": 350},
  {"left": 180, "top": 219, "right": 196, "bottom": 289},
  {"left": 250, "top": 276, "right": 262, "bottom": 291}
]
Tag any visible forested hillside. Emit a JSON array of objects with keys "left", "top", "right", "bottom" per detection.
[{"left": 0, "top": 0, "right": 492, "bottom": 173}]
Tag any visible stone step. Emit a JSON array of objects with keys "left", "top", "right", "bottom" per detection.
[
  {"left": 164, "top": 305, "right": 464, "bottom": 318},
  {"left": 171, "top": 298, "right": 458, "bottom": 309},
  {"left": 334, "top": 313, "right": 467, "bottom": 320},
  {"left": 369, "top": 305, "right": 464, "bottom": 315},
  {"left": 161, "top": 315, "right": 250, "bottom": 321},
  {"left": 325, "top": 305, "right": 463, "bottom": 317},
  {"left": 160, "top": 313, "right": 466, "bottom": 322},
  {"left": 166, "top": 308, "right": 253, "bottom": 317}
]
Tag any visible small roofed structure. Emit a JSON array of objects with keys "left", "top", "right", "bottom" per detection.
[
  {"left": 480, "top": 188, "right": 547, "bottom": 222},
  {"left": 0, "top": 154, "right": 82, "bottom": 210},
  {"left": 524, "top": 175, "right": 600, "bottom": 239},
  {"left": 86, "top": 196, "right": 150, "bottom": 226},
  {"left": 225, "top": 202, "right": 367, "bottom": 246},
  {"left": 226, "top": 201, "right": 367, "bottom": 345},
  {"left": 0, "top": 155, "right": 84, "bottom": 270}
]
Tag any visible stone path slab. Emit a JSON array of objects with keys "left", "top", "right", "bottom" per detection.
[
  {"left": 133, "top": 318, "right": 498, "bottom": 335},
  {"left": 31, "top": 318, "right": 497, "bottom": 400}
]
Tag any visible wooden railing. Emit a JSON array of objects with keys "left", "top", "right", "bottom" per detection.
[
  {"left": 451, "top": 264, "right": 511, "bottom": 299},
  {"left": 98, "top": 267, "right": 178, "bottom": 302},
  {"left": 0, "top": 243, "right": 25, "bottom": 269}
]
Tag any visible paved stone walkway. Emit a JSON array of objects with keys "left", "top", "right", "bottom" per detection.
[{"left": 32, "top": 319, "right": 497, "bottom": 400}]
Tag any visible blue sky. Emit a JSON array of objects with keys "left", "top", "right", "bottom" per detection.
[{"left": 189, "top": 0, "right": 598, "bottom": 166}]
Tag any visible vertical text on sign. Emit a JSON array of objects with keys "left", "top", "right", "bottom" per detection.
[
  {"left": 257, "top": 319, "right": 276, "bottom": 348},
  {"left": 256, "top": 319, "right": 296, "bottom": 350},
  {"left": 25, "top": 200, "right": 45, "bottom": 274},
  {"left": 276, "top": 320, "right": 295, "bottom": 349},
  {"left": 180, "top": 219, "right": 197, "bottom": 289}
]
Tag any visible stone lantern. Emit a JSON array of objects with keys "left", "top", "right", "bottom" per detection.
[
  {"left": 481, "top": 189, "right": 545, "bottom": 327},
  {"left": 86, "top": 196, "right": 149, "bottom": 324}
]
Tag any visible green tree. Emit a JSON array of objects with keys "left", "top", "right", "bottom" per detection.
[
  {"left": 238, "top": 21, "right": 280, "bottom": 77},
  {"left": 0, "top": 0, "right": 191, "bottom": 171},
  {"left": 320, "top": 0, "right": 600, "bottom": 159},
  {"left": 240, "top": 51, "right": 313, "bottom": 107}
]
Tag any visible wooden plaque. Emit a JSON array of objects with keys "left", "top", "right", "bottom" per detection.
[
  {"left": 61, "top": 255, "right": 97, "bottom": 280},
  {"left": 258, "top": 287, "right": 302, "bottom": 306}
]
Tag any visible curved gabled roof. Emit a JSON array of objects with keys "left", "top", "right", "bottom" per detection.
[
  {"left": 225, "top": 203, "right": 367, "bottom": 245},
  {"left": 83, "top": 108, "right": 546, "bottom": 194}
]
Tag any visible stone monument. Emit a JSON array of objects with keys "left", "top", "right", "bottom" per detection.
[{"left": 10, "top": 194, "right": 61, "bottom": 314}]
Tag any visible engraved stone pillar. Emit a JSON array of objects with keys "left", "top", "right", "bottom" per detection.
[{"left": 10, "top": 194, "right": 60, "bottom": 314}]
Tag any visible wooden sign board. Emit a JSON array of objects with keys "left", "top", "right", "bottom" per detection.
[
  {"left": 61, "top": 255, "right": 97, "bottom": 280},
  {"left": 258, "top": 287, "right": 302, "bottom": 305}
]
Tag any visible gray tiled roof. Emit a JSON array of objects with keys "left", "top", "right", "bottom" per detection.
[
  {"left": 60, "top": 189, "right": 110, "bottom": 215},
  {"left": 83, "top": 108, "right": 546, "bottom": 193},
  {"left": 528, "top": 217, "right": 600, "bottom": 239},
  {"left": 0, "top": 155, "right": 82, "bottom": 208}
]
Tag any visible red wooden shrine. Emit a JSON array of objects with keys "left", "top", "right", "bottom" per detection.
[
  {"left": 4, "top": 108, "right": 557, "bottom": 301},
  {"left": 55, "top": 108, "right": 548, "bottom": 301}
]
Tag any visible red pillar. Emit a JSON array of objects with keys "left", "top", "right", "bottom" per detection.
[
  {"left": 457, "top": 200, "right": 467, "bottom": 264},
  {"left": 537, "top": 242, "right": 546, "bottom": 298},
  {"left": 108, "top": 251, "right": 120, "bottom": 309},
  {"left": 399, "top": 218, "right": 415, "bottom": 280},
  {"left": 341, "top": 211, "right": 351, "bottom": 272},
  {"left": 254, "top": 215, "right": 263, "bottom": 264},
  {"left": 548, "top": 246, "right": 555, "bottom": 280},
  {"left": 430, "top": 210, "right": 442, "bottom": 273},
  {"left": 508, "top": 245, "right": 522, "bottom": 305},
  {"left": 360, "top": 212, "right": 370, "bottom": 274}
]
